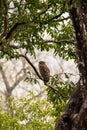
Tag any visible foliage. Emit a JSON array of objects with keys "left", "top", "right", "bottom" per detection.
[
  {"left": 0, "top": 92, "right": 56, "bottom": 130},
  {"left": 47, "top": 73, "right": 76, "bottom": 118},
  {"left": 0, "top": 0, "right": 75, "bottom": 61}
]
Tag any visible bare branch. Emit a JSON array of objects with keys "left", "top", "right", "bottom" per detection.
[
  {"left": 0, "top": 68, "right": 10, "bottom": 91},
  {"left": 0, "top": 90, "right": 5, "bottom": 95},
  {"left": 11, "top": 74, "right": 26, "bottom": 91},
  {"left": 53, "top": 16, "right": 70, "bottom": 22},
  {"left": 15, "top": 67, "right": 28, "bottom": 80},
  {"left": 44, "top": 39, "right": 74, "bottom": 44},
  {"left": 11, "top": 57, "right": 27, "bottom": 91}
]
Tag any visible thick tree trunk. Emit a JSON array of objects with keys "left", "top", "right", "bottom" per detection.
[{"left": 55, "top": 1, "right": 87, "bottom": 130}]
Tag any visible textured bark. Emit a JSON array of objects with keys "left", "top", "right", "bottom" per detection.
[{"left": 55, "top": 1, "right": 87, "bottom": 130}]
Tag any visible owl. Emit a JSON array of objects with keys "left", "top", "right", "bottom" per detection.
[{"left": 39, "top": 61, "right": 50, "bottom": 82}]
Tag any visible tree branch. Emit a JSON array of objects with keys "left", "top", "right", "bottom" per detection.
[
  {"left": 11, "top": 74, "right": 26, "bottom": 91},
  {"left": 9, "top": 38, "right": 74, "bottom": 50},
  {"left": 0, "top": 68, "right": 10, "bottom": 91},
  {"left": 44, "top": 39, "right": 74, "bottom": 44},
  {"left": 0, "top": 22, "right": 25, "bottom": 46},
  {"left": 42, "top": 2, "right": 66, "bottom": 25},
  {"left": 53, "top": 16, "right": 70, "bottom": 22},
  {"left": 0, "top": 90, "right": 5, "bottom": 95},
  {"left": 19, "top": 54, "right": 43, "bottom": 80},
  {"left": 0, "top": 0, "right": 8, "bottom": 39},
  {"left": 43, "top": 12, "right": 64, "bottom": 24},
  {"left": 5, "top": 22, "right": 25, "bottom": 39}
]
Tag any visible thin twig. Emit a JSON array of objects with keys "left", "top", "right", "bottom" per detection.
[
  {"left": 53, "top": 16, "right": 70, "bottom": 22},
  {"left": 43, "top": 12, "right": 64, "bottom": 24},
  {"left": 44, "top": 39, "right": 74, "bottom": 44}
]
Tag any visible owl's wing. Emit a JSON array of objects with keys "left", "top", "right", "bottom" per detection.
[{"left": 41, "top": 66, "right": 50, "bottom": 74}]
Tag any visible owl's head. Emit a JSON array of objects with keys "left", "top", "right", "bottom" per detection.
[{"left": 39, "top": 61, "right": 46, "bottom": 65}]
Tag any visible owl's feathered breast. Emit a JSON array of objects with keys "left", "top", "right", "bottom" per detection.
[{"left": 39, "top": 61, "right": 50, "bottom": 82}]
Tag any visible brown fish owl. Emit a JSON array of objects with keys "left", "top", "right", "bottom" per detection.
[{"left": 39, "top": 61, "right": 50, "bottom": 82}]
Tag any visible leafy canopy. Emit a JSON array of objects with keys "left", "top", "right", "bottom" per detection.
[{"left": 0, "top": 0, "right": 75, "bottom": 60}]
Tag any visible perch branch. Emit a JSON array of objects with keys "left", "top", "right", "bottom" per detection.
[{"left": 19, "top": 54, "right": 42, "bottom": 80}]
